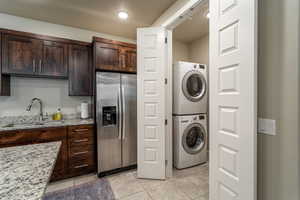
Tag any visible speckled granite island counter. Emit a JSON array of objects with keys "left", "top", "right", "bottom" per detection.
[{"left": 0, "top": 142, "right": 61, "bottom": 200}]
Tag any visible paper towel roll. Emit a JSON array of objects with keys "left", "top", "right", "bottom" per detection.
[{"left": 81, "top": 102, "right": 89, "bottom": 119}]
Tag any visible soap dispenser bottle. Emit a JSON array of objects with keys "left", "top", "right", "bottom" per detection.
[{"left": 53, "top": 108, "right": 63, "bottom": 121}]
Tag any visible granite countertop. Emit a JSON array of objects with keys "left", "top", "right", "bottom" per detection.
[
  {"left": 0, "top": 118, "right": 94, "bottom": 132},
  {"left": 0, "top": 142, "right": 61, "bottom": 200}
]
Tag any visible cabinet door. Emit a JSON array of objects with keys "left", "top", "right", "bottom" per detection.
[
  {"left": 94, "top": 42, "right": 120, "bottom": 71},
  {"left": 118, "top": 47, "right": 137, "bottom": 73},
  {"left": 31, "top": 127, "right": 68, "bottom": 181},
  {"left": 0, "top": 130, "right": 35, "bottom": 147},
  {"left": 39, "top": 41, "right": 68, "bottom": 77},
  {"left": 0, "top": 128, "right": 68, "bottom": 179},
  {"left": 69, "top": 45, "right": 92, "bottom": 96},
  {"left": 0, "top": 74, "right": 10, "bottom": 96},
  {"left": 2, "top": 34, "right": 40, "bottom": 75},
  {"left": 0, "top": 33, "right": 11, "bottom": 96},
  {"left": 124, "top": 48, "right": 137, "bottom": 73}
]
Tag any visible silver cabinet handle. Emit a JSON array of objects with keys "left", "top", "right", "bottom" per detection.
[
  {"left": 122, "top": 85, "right": 126, "bottom": 140},
  {"left": 74, "top": 164, "right": 89, "bottom": 169},
  {"left": 73, "top": 139, "right": 88, "bottom": 143},
  {"left": 118, "top": 87, "right": 122, "bottom": 140},
  {"left": 33, "top": 59, "right": 36, "bottom": 72},
  {"left": 73, "top": 151, "right": 89, "bottom": 156},
  {"left": 39, "top": 60, "right": 42, "bottom": 73},
  {"left": 74, "top": 129, "right": 89, "bottom": 132}
]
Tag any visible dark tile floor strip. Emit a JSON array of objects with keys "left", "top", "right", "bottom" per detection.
[{"left": 43, "top": 179, "right": 115, "bottom": 200}]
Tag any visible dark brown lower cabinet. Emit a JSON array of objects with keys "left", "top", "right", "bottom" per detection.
[
  {"left": 0, "top": 124, "right": 95, "bottom": 181},
  {"left": 32, "top": 127, "right": 68, "bottom": 181},
  {"left": 68, "top": 125, "right": 96, "bottom": 176}
]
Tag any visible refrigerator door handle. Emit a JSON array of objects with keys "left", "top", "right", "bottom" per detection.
[
  {"left": 118, "top": 89, "right": 122, "bottom": 140},
  {"left": 122, "top": 85, "right": 126, "bottom": 140}
]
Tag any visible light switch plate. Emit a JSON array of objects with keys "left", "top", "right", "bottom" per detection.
[{"left": 258, "top": 118, "right": 276, "bottom": 135}]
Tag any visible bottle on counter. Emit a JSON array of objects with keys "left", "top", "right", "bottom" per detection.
[{"left": 52, "top": 108, "right": 63, "bottom": 121}]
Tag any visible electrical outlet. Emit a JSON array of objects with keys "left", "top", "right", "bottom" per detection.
[{"left": 258, "top": 118, "right": 276, "bottom": 135}]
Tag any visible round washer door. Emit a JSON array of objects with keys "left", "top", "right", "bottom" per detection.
[
  {"left": 182, "top": 123, "right": 206, "bottom": 155},
  {"left": 182, "top": 71, "right": 207, "bottom": 102}
]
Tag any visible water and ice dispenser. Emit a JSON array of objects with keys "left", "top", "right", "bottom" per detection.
[{"left": 102, "top": 106, "right": 117, "bottom": 126}]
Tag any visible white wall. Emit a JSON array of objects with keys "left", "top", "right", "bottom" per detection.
[
  {"left": 172, "top": 35, "right": 209, "bottom": 66},
  {"left": 257, "top": 0, "right": 300, "bottom": 199},
  {"left": 152, "top": 0, "right": 191, "bottom": 27},
  {"left": 0, "top": 13, "right": 135, "bottom": 44},
  {"left": 0, "top": 77, "right": 90, "bottom": 117},
  {"left": 0, "top": 13, "right": 135, "bottom": 117},
  {"left": 188, "top": 34, "right": 209, "bottom": 65},
  {"left": 172, "top": 39, "right": 190, "bottom": 62}
]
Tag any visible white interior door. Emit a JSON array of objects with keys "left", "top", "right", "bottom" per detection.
[
  {"left": 209, "top": 0, "right": 257, "bottom": 199},
  {"left": 137, "top": 27, "right": 167, "bottom": 180}
]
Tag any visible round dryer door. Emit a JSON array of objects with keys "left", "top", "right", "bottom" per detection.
[
  {"left": 182, "top": 123, "right": 206, "bottom": 154},
  {"left": 182, "top": 71, "right": 207, "bottom": 102}
]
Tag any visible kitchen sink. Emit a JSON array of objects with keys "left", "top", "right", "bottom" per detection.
[
  {"left": 32, "top": 122, "right": 45, "bottom": 125},
  {"left": 47, "top": 121, "right": 65, "bottom": 125},
  {"left": 1, "top": 120, "right": 65, "bottom": 129},
  {"left": 1, "top": 123, "right": 15, "bottom": 128}
]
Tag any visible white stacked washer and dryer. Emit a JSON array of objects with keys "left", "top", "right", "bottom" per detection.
[{"left": 173, "top": 61, "right": 208, "bottom": 169}]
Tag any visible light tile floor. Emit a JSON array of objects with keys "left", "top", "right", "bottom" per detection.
[{"left": 46, "top": 163, "right": 209, "bottom": 200}]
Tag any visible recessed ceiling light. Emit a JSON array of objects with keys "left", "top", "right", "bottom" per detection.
[
  {"left": 118, "top": 11, "right": 128, "bottom": 20},
  {"left": 206, "top": 12, "right": 210, "bottom": 19}
]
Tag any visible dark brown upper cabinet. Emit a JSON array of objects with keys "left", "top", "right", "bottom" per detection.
[
  {"left": 123, "top": 47, "right": 137, "bottom": 73},
  {"left": 93, "top": 37, "right": 136, "bottom": 73},
  {"left": 40, "top": 41, "right": 68, "bottom": 77},
  {"left": 68, "top": 44, "right": 92, "bottom": 96},
  {"left": 2, "top": 33, "right": 68, "bottom": 78},
  {"left": 0, "top": 29, "right": 94, "bottom": 96},
  {"left": 0, "top": 74, "right": 10, "bottom": 96},
  {"left": 94, "top": 42, "right": 120, "bottom": 71},
  {"left": 2, "top": 34, "right": 40, "bottom": 75},
  {"left": 0, "top": 33, "right": 10, "bottom": 96}
]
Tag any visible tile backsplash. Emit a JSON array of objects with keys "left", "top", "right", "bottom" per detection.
[{"left": 0, "top": 77, "right": 91, "bottom": 118}]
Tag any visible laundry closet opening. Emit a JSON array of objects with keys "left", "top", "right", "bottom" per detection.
[{"left": 171, "top": 1, "right": 210, "bottom": 198}]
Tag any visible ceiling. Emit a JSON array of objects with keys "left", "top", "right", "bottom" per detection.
[
  {"left": 173, "top": 2, "right": 209, "bottom": 43},
  {"left": 0, "top": 0, "right": 177, "bottom": 39}
]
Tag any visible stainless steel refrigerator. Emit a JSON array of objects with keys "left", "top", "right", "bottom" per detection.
[{"left": 96, "top": 72, "right": 137, "bottom": 175}]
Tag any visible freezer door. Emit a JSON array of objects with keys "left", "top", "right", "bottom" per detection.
[
  {"left": 121, "top": 74, "right": 137, "bottom": 167},
  {"left": 96, "top": 72, "right": 122, "bottom": 173}
]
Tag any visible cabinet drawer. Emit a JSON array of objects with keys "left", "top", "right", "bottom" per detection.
[
  {"left": 68, "top": 125, "right": 93, "bottom": 136},
  {"left": 69, "top": 151, "right": 95, "bottom": 173},
  {"left": 69, "top": 134, "right": 94, "bottom": 147},
  {"left": 68, "top": 125, "right": 94, "bottom": 146},
  {"left": 69, "top": 144, "right": 94, "bottom": 157}
]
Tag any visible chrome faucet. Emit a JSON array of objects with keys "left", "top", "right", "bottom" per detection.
[{"left": 26, "top": 98, "right": 44, "bottom": 121}]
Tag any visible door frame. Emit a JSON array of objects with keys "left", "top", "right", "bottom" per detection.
[{"left": 152, "top": 0, "right": 258, "bottom": 199}]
